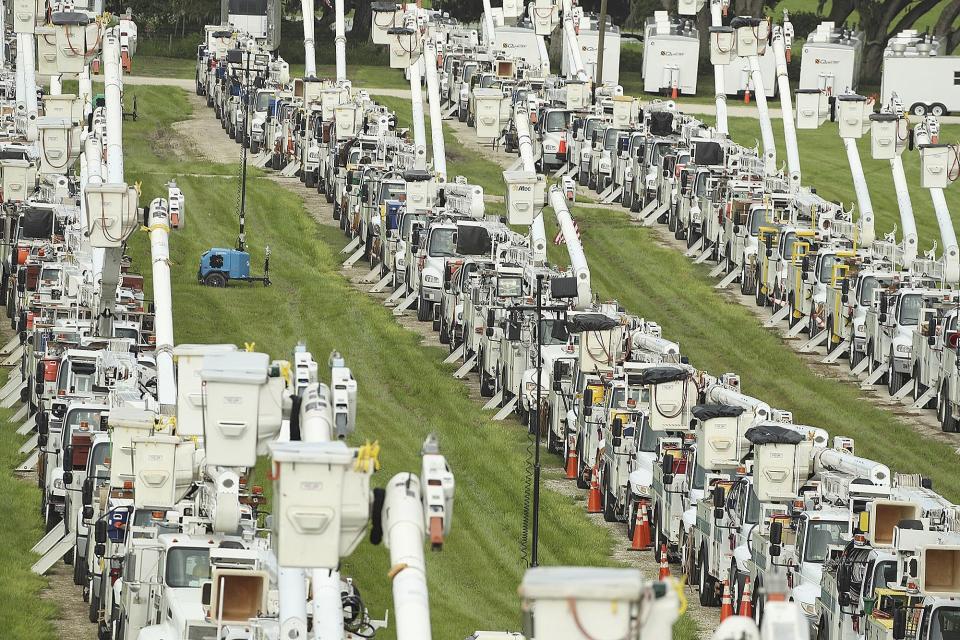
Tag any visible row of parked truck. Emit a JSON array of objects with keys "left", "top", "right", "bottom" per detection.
[{"left": 186, "top": 1, "right": 960, "bottom": 639}]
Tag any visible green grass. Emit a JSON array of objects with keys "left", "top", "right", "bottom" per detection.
[
  {"left": 118, "top": 84, "right": 645, "bottom": 640},
  {"left": 0, "top": 365, "right": 59, "bottom": 639}
]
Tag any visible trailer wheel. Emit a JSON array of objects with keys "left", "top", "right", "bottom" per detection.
[
  {"left": 931, "top": 103, "right": 948, "bottom": 117},
  {"left": 910, "top": 103, "right": 928, "bottom": 116}
]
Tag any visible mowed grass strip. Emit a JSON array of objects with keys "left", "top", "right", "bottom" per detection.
[
  {"left": 122, "top": 85, "right": 626, "bottom": 639},
  {"left": 0, "top": 364, "right": 59, "bottom": 639}
]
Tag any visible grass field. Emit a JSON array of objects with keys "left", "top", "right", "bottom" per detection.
[{"left": 119, "top": 84, "right": 659, "bottom": 639}]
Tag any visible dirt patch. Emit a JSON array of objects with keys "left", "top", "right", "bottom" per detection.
[
  {"left": 40, "top": 563, "right": 97, "bottom": 640},
  {"left": 171, "top": 93, "right": 242, "bottom": 165}
]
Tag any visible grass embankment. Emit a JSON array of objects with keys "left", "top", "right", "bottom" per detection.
[
  {"left": 121, "top": 85, "right": 630, "bottom": 639},
  {"left": 1, "top": 370, "right": 59, "bottom": 639},
  {"left": 372, "top": 71, "right": 960, "bottom": 501}
]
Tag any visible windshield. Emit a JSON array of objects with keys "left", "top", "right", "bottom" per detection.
[
  {"left": 583, "top": 118, "right": 599, "bottom": 141},
  {"left": 498, "top": 276, "right": 522, "bottom": 298},
  {"left": 802, "top": 520, "right": 847, "bottom": 563},
  {"left": 463, "top": 64, "right": 477, "bottom": 84},
  {"left": 545, "top": 111, "right": 570, "bottom": 132},
  {"left": 748, "top": 209, "right": 766, "bottom": 235},
  {"left": 67, "top": 408, "right": 103, "bottom": 432},
  {"left": 114, "top": 327, "right": 138, "bottom": 342},
  {"left": 782, "top": 232, "right": 799, "bottom": 260},
  {"left": 898, "top": 293, "right": 923, "bottom": 326},
  {"left": 858, "top": 276, "right": 881, "bottom": 306},
  {"left": 402, "top": 214, "right": 425, "bottom": 237},
  {"left": 930, "top": 607, "right": 960, "bottom": 640},
  {"left": 255, "top": 92, "right": 272, "bottom": 112},
  {"left": 166, "top": 547, "right": 211, "bottom": 588},
  {"left": 637, "top": 422, "right": 659, "bottom": 452},
  {"left": 603, "top": 128, "right": 621, "bottom": 149},
  {"left": 871, "top": 560, "right": 896, "bottom": 591},
  {"left": 379, "top": 182, "right": 405, "bottom": 202},
  {"left": 695, "top": 173, "right": 709, "bottom": 197},
  {"left": 41, "top": 268, "right": 59, "bottom": 283},
  {"left": 89, "top": 442, "right": 110, "bottom": 473},
  {"left": 651, "top": 142, "right": 668, "bottom": 167},
  {"left": 818, "top": 254, "right": 839, "bottom": 283},
  {"left": 691, "top": 462, "right": 705, "bottom": 490},
  {"left": 428, "top": 228, "right": 457, "bottom": 258},
  {"left": 612, "top": 386, "right": 644, "bottom": 409},
  {"left": 539, "top": 319, "right": 568, "bottom": 346},
  {"left": 480, "top": 75, "right": 496, "bottom": 88}
]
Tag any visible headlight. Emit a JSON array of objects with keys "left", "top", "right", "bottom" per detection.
[
  {"left": 896, "top": 344, "right": 912, "bottom": 354},
  {"left": 800, "top": 602, "right": 816, "bottom": 616},
  {"left": 634, "top": 485, "right": 651, "bottom": 497},
  {"left": 525, "top": 381, "right": 537, "bottom": 393},
  {"left": 855, "top": 323, "right": 865, "bottom": 335},
  {"left": 53, "top": 478, "right": 64, "bottom": 490},
  {"left": 424, "top": 274, "right": 440, "bottom": 285}
]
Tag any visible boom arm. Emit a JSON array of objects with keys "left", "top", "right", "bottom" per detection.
[
  {"left": 772, "top": 21, "right": 801, "bottom": 189},
  {"left": 409, "top": 60, "right": 428, "bottom": 170},
  {"left": 563, "top": 17, "right": 588, "bottom": 82},
  {"left": 709, "top": 1, "right": 728, "bottom": 135},
  {"left": 335, "top": 0, "right": 346, "bottom": 82},
  {"left": 513, "top": 106, "right": 547, "bottom": 264},
  {"left": 549, "top": 185, "right": 591, "bottom": 309},
  {"left": 915, "top": 118, "right": 959, "bottom": 284},
  {"left": 424, "top": 40, "right": 446, "bottom": 180},
  {"left": 302, "top": 0, "right": 317, "bottom": 78}
]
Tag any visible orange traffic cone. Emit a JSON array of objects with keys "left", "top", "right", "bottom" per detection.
[
  {"left": 720, "top": 580, "right": 734, "bottom": 621},
  {"left": 565, "top": 447, "right": 578, "bottom": 480},
  {"left": 739, "top": 577, "right": 753, "bottom": 618},
  {"left": 658, "top": 543, "right": 670, "bottom": 579},
  {"left": 587, "top": 467, "right": 602, "bottom": 513},
  {"left": 671, "top": 86, "right": 678, "bottom": 100},
  {"left": 744, "top": 90, "right": 752, "bottom": 105},
  {"left": 630, "top": 502, "right": 651, "bottom": 551}
]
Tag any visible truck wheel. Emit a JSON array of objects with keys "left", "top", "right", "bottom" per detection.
[
  {"left": 480, "top": 371, "right": 494, "bottom": 398},
  {"left": 626, "top": 500, "right": 637, "bottom": 539},
  {"left": 416, "top": 295, "right": 430, "bottom": 322},
  {"left": 325, "top": 184, "right": 334, "bottom": 204},
  {"left": 887, "top": 351, "right": 906, "bottom": 395},
  {"left": 203, "top": 272, "right": 227, "bottom": 288},
  {"left": 910, "top": 103, "right": 928, "bottom": 116},
  {"left": 439, "top": 320, "right": 450, "bottom": 345},
  {"left": 576, "top": 441, "right": 589, "bottom": 490},
  {"left": 588, "top": 173, "right": 597, "bottom": 191},
  {"left": 88, "top": 588, "right": 100, "bottom": 623},
  {"left": 931, "top": 103, "right": 947, "bottom": 117},
  {"left": 652, "top": 508, "right": 666, "bottom": 554},
  {"left": 547, "top": 418, "right": 559, "bottom": 453},
  {"left": 630, "top": 193, "right": 641, "bottom": 213},
  {"left": 458, "top": 108, "right": 466, "bottom": 123},
  {"left": 578, "top": 170, "right": 588, "bottom": 185},
  {"left": 740, "top": 266, "right": 752, "bottom": 296},
  {"left": 250, "top": 141, "right": 260, "bottom": 155},
  {"left": 698, "top": 547, "right": 717, "bottom": 607},
  {"left": 602, "top": 476, "right": 617, "bottom": 523},
  {"left": 730, "top": 562, "right": 744, "bottom": 614},
  {"left": 943, "top": 386, "right": 957, "bottom": 433},
  {"left": 73, "top": 554, "right": 86, "bottom": 585}
]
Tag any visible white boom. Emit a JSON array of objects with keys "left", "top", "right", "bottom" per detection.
[
  {"left": 17, "top": 33, "right": 38, "bottom": 141},
  {"left": 303, "top": 0, "right": 317, "bottom": 77},
  {"left": 549, "top": 185, "right": 591, "bottom": 309},
  {"left": 814, "top": 448, "right": 891, "bottom": 487},
  {"left": 888, "top": 114, "right": 919, "bottom": 267},
  {"left": 147, "top": 200, "right": 177, "bottom": 409},
  {"left": 423, "top": 40, "right": 446, "bottom": 180},
  {"left": 384, "top": 473, "right": 433, "bottom": 640},
  {"left": 335, "top": 0, "right": 346, "bottom": 82},
  {"left": 513, "top": 106, "right": 547, "bottom": 264},
  {"left": 563, "top": 16, "right": 588, "bottom": 81},
  {"left": 481, "top": 0, "right": 496, "bottom": 47},
  {"left": 749, "top": 54, "right": 777, "bottom": 176},
  {"left": 709, "top": 1, "right": 728, "bottom": 135},
  {"left": 772, "top": 22, "right": 801, "bottom": 189},
  {"left": 915, "top": 118, "right": 960, "bottom": 284},
  {"left": 706, "top": 384, "right": 771, "bottom": 422},
  {"left": 843, "top": 138, "right": 876, "bottom": 247},
  {"left": 409, "top": 60, "right": 428, "bottom": 170}
]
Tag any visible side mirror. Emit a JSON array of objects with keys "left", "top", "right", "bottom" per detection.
[
  {"left": 930, "top": 335, "right": 937, "bottom": 346},
  {"left": 712, "top": 486, "right": 725, "bottom": 521},
  {"left": 661, "top": 453, "right": 674, "bottom": 485},
  {"left": 842, "top": 293, "right": 849, "bottom": 304},
  {"left": 94, "top": 520, "right": 108, "bottom": 545},
  {"left": 880, "top": 295, "right": 888, "bottom": 315},
  {"left": 879, "top": 313, "right": 888, "bottom": 324},
  {"left": 769, "top": 521, "right": 783, "bottom": 545},
  {"left": 733, "top": 225, "right": 741, "bottom": 235},
  {"left": 612, "top": 417, "right": 623, "bottom": 438},
  {"left": 201, "top": 582, "right": 213, "bottom": 607},
  {"left": 411, "top": 230, "right": 421, "bottom": 248},
  {"left": 82, "top": 478, "right": 93, "bottom": 506},
  {"left": 485, "top": 327, "right": 494, "bottom": 338},
  {"left": 82, "top": 505, "right": 94, "bottom": 520},
  {"left": 583, "top": 388, "right": 594, "bottom": 406},
  {"left": 801, "top": 256, "right": 809, "bottom": 273},
  {"left": 892, "top": 607, "right": 907, "bottom": 640},
  {"left": 94, "top": 543, "right": 105, "bottom": 557},
  {"left": 37, "top": 433, "right": 47, "bottom": 447},
  {"left": 61, "top": 445, "right": 72, "bottom": 469},
  {"left": 487, "top": 309, "right": 496, "bottom": 326},
  {"left": 62, "top": 471, "right": 73, "bottom": 485}
]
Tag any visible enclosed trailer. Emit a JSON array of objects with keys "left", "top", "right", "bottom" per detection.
[
  {"left": 722, "top": 43, "right": 776, "bottom": 97},
  {"left": 881, "top": 30, "right": 960, "bottom": 116},
  {"left": 799, "top": 21, "right": 863, "bottom": 94},
  {"left": 561, "top": 13, "right": 622, "bottom": 85},
  {"left": 641, "top": 11, "right": 699, "bottom": 96}
]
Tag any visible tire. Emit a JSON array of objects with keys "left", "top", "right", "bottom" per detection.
[
  {"left": 888, "top": 351, "right": 906, "bottom": 396},
  {"left": 305, "top": 170, "right": 316, "bottom": 189},
  {"left": 416, "top": 295, "right": 430, "bottom": 322},
  {"left": 439, "top": 320, "right": 450, "bottom": 345},
  {"left": 575, "top": 440, "right": 589, "bottom": 490},
  {"left": 603, "top": 480, "right": 617, "bottom": 523},
  {"left": 626, "top": 499, "right": 637, "bottom": 540},
  {"left": 686, "top": 227, "right": 700, "bottom": 249},
  {"left": 910, "top": 103, "right": 928, "bottom": 116},
  {"left": 547, "top": 417, "right": 559, "bottom": 454},
  {"left": 943, "top": 386, "right": 957, "bottom": 433},
  {"left": 88, "top": 587, "right": 100, "bottom": 623},
  {"left": 73, "top": 553, "right": 86, "bottom": 585},
  {"left": 203, "top": 272, "right": 227, "bottom": 287},
  {"left": 740, "top": 265, "right": 752, "bottom": 296},
  {"left": 698, "top": 547, "right": 717, "bottom": 607},
  {"left": 730, "top": 562, "right": 744, "bottom": 614},
  {"left": 333, "top": 201, "right": 341, "bottom": 221},
  {"left": 931, "top": 103, "right": 948, "bottom": 117},
  {"left": 250, "top": 141, "right": 260, "bottom": 155},
  {"left": 458, "top": 108, "right": 466, "bottom": 123},
  {"left": 652, "top": 508, "right": 665, "bottom": 553},
  {"left": 630, "top": 192, "right": 641, "bottom": 213},
  {"left": 432, "top": 315, "right": 441, "bottom": 332},
  {"left": 850, "top": 344, "right": 864, "bottom": 370},
  {"left": 588, "top": 173, "right": 597, "bottom": 191},
  {"left": 480, "top": 371, "right": 494, "bottom": 398},
  {"left": 325, "top": 184, "right": 334, "bottom": 204},
  {"left": 578, "top": 170, "right": 588, "bottom": 185}
]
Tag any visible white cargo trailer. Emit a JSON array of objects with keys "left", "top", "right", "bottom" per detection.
[
  {"left": 641, "top": 11, "right": 699, "bottom": 96},
  {"left": 493, "top": 24, "right": 550, "bottom": 76},
  {"left": 799, "top": 21, "right": 862, "bottom": 94},
  {"left": 881, "top": 31, "right": 960, "bottom": 116},
  {"left": 561, "top": 14, "right": 621, "bottom": 85}
]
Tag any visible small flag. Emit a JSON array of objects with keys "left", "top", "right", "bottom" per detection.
[{"left": 553, "top": 218, "right": 581, "bottom": 245}]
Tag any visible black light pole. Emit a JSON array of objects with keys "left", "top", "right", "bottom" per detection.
[
  {"left": 531, "top": 274, "right": 544, "bottom": 567},
  {"left": 237, "top": 51, "right": 251, "bottom": 253}
]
